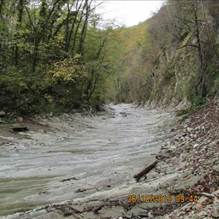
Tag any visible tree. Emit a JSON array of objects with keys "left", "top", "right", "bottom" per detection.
[{"left": 0, "top": 0, "right": 113, "bottom": 114}]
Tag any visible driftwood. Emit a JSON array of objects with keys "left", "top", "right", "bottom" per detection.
[
  {"left": 12, "top": 127, "right": 29, "bottom": 132},
  {"left": 93, "top": 204, "right": 105, "bottom": 214},
  {"left": 198, "top": 192, "right": 215, "bottom": 198},
  {"left": 134, "top": 160, "right": 158, "bottom": 182},
  {"left": 61, "top": 177, "right": 78, "bottom": 182}
]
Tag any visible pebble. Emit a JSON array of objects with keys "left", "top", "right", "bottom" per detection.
[
  {"left": 0, "top": 111, "right": 6, "bottom": 116},
  {"left": 193, "top": 143, "right": 199, "bottom": 148}
]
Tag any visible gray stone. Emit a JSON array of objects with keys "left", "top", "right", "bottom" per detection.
[
  {"left": 212, "top": 199, "right": 219, "bottom": 218},
  {"left": 99, "top": 206, "right": 126, "bottom": 218},
  {"left": 126, "top": 206, "right": 148, "bottom": 217},
  {"left": 81, "top": 212, "right": 97, "bottom": 219},
  {"left": 169, "top": 175, "right": 202, "bottom": 193},
  {"left": 0, "top": 110, "right": 6, "bottom": 116},
  {"left": 213, "top": 164, "right": 219, "bottom": 173},
  {"left": 16, "top": 116, "right": 24, "bottom": 122}
]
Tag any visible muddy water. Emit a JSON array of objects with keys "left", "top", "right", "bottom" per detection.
[{"left": 0, "top": 104, "right": 175, "bottom": 217}]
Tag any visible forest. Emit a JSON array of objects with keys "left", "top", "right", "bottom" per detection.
[
  {"left": 0, "top": 0, "right": 219, "bottom": 115},
  {"left": 113, "top": 0, "right": 219, "bottom": 106},
  {"left": 0, "top": 1, "right": 219, "bottom": 218},
  {"left": 0, "top": 0, "right": 115, "bottom": 115}
]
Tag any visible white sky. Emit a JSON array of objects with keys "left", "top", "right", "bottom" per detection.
[{"left": 96, "top": 0, "right": 164, "bottom": 27}]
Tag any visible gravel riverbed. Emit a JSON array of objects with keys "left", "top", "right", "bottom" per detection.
[
  {"left": 0, "top": 104, "right": 175, "bottom": 218},
  {"left": 1, "top": 102, "right": 218, "bottom": 219}
]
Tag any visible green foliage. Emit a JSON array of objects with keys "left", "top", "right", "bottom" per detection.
[
  {"left": 108, "top": 0, "right": 219, "bottom": 105},
  {"left": 1, "top": 0, "right": 219, "bottom": 115},
  {"left": 213, "top": 76, "right": 219, "bottom": 96},
  {"left": 0, "top": 0, "right": 113, "bottom": 115},
  {"left": 0, "top": 67, "right": 49, "bottom": 115},
  {"left": 191, "top": 95, "right": 206, "bottom": 107},
  {"left": 48, "top": 56, "right": 87, "bottom": 82}
]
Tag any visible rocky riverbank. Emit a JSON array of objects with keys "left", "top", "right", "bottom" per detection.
[
  {"left": 3, "top": 101, "right": 219, "bottom": 219},
  {"left": 161, "top": 100, "right": 219, "bottom": 218}
]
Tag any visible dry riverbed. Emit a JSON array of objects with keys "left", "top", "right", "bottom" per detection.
[
  {"left": 0, "top": 104, "right": 175, "bottom": 218},
  {"left": 1, "top": 102, "right": 218, "bottom": 219}
]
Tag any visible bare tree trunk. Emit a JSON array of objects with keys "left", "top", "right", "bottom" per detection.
[
  {"left": 78, "top": 0, "right": 92, "bottom": 56},
  {"left": 63, "top": 2, "right": 71, "bottom": 52},
  {"left": 32, "top": 38, "right": 39, "bottom": 73},
  {"left": 66, "top": 0, "right": 83, "bottom": 53},
  {"left": 85, "top": 38, "right": 106, "bottom": 102},
  {"left": 72, "top": 0, "right": 88, "bottom": 55},
  {"left": 0, "top": 0, "right": 4, "bottom": 18},
  {"left": 193, "top": 0, "right": 206, "bottom": 97},
  {"left": 14, "top": 0, "right": 24, "bottom": 66}
]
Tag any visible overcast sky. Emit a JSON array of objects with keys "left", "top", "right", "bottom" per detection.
[{"left": 96, "top": 1, "right": 164, "bottom": 27}]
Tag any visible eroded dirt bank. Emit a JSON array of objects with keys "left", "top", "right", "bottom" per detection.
[
  {"left": 1, "top": 102, "right": 218, "bottom": 219},
  {"left": 0, "top": 104, "right": 175, "bottom": 218}
]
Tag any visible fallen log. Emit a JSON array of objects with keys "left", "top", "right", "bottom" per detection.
[
  {"left": 93, "top": 204, "right": 105, "bottom": 214},
  {"left": 198, "top": 192, "right": 215, "bottom": 198},
  {"left": 134, "top": 160, "right": 158, "bottom": 182},
  {"left": 12, "top": 127, "right": 29, "bottom": 132},
  {"left": 61, "top": 176, "right": 78, "bottom": 182}
]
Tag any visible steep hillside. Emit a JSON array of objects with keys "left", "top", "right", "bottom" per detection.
[
  {"left": 103, "top": 21, "right": 151, "bottom": 103},
  {"left": 109, "top": 0, "right": 219, "bottom": 107}
]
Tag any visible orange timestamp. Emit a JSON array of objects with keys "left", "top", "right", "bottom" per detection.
[{"left": 128, "top": 194, "right": 199, "bottom": 204}]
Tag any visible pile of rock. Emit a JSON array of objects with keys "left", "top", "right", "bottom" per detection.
[{"left": 157, "top": 100, "right": 219, "bottom": 218}]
